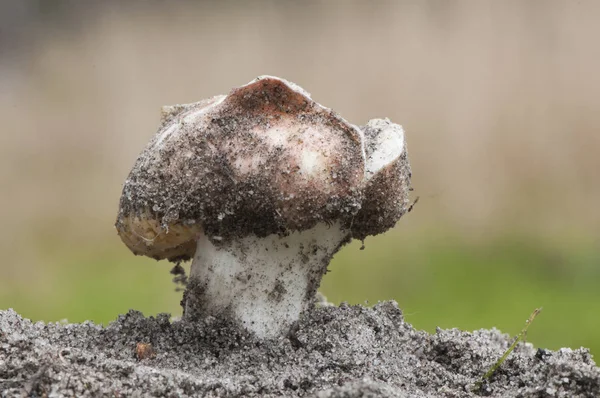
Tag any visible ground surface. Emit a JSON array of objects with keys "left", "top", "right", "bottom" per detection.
[{"left": 0, "top": 302, "right": 598, "bottom": 397}]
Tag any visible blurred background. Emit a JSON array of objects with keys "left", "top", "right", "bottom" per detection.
[{"left": 1, "top": 1, "right": 599, "bottom": 357}]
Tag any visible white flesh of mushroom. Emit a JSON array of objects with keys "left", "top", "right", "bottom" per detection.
[
  {"left": 189, "top": 222, "right": 348, "bottom": 339},
  {"left": 363, "top": 119, "right": 405, "bottom": 180}
]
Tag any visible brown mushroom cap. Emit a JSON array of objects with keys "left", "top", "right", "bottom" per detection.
[{"left": 115, "top": 77, "right": 367, "bottom": 261}]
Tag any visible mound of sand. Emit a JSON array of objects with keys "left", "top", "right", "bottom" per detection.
[{"left": 1, "top": 302, "right": 598, "bottom": 397}]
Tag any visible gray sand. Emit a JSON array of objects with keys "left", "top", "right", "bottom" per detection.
[{"left": 1, "top": 302, "right": 598, "bottom": 397}]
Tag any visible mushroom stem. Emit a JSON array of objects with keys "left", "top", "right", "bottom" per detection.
[{"left": 185, "top": 222, "right": 350, "bottom": 339}]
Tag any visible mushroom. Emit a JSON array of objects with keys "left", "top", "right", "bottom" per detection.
[{"left": 115, "top": 76, "right": 411, "bottom": 339}]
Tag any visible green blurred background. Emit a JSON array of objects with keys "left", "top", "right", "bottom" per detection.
[{"left": 1, "top": 1, "right": 599, "bottom": 357}]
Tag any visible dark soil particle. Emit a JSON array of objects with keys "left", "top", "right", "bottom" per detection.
[{"left": 1, "top": 302, "right": 598, "bottom": 397}]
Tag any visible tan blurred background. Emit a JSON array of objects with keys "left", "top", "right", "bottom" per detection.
[{"left": 1, "top": 1, "right": 599, "bottom": 355}]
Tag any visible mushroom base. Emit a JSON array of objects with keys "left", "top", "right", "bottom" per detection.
[{"left": 185, "top": 222, "right": 350, "bottom": 339}]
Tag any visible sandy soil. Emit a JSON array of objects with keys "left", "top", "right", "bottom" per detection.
[{"left": 1, "top": 302, "right": 598, "bottom": 397}]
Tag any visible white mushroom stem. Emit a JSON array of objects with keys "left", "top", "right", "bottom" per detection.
[{"left": 187, "top": 222, "right": 349, "bottom": 339}]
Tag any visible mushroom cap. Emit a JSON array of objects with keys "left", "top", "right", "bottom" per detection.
[{"left": 116, "top": 76, "right": 368, "bottom": 261}]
